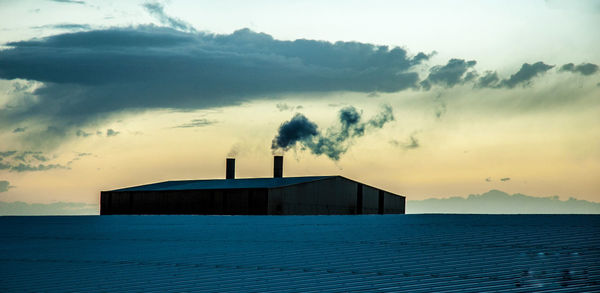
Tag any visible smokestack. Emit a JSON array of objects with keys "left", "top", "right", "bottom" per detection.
[
  {"left": 273, "top": 156, "right": 283, "bottom": 178},
  {"left": 226, "top": 158, "right": 235, "bottom": 179}
]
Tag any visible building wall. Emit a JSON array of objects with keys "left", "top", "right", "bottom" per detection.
[
  {"left": 100, "top": 189, "right": 268, "bottom": 215},
  {"left": 268, "top": 177, "right": 357, "bottom": 215},
  {"left": 361, "top": 184, "right": 381, "bottom": 214},
  {"left": 100, "top": 177, "right": 405, "bottom": 215},
  {"left": 267, "top": 177, "right": 405, "bottom": 215},
  {"left": 383, "top": 191, "right": 405, "bottom": 214}
]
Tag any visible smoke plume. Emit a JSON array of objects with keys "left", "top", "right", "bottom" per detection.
[{"left": 271, "top": 105, "right": 394, "bottom": 160}]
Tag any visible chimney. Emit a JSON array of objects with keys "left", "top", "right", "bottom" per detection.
[
  {"left": 226, "top": 158, "right": 235, "bottom": 179},
  {"left": 273, "top": 156, "right": 283, "bottom": 178}
]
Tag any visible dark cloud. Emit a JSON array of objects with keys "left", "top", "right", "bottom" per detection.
[
  {"left": 275, "top": 103, "right": 303, "bottom": 112},
  {"left": 0, "top": 26, "right": 426, "bottom": 146},
  {"left": 276, "top": 103, "right": 292, "bottom": 111},
  {"left": 2, "top": 24, "right": 589, "bottom": 152},
  {"left": 32, "top": 154, "right": 49, "bottom": 162},
  {"left": 475, "top": 71, "right": 500, "bottom": 88},
  {"left": 420, "top": 59, "right": 477, "bottom": 90},
  {"left": 173, "top": 118, "right": 217, "bottom": 128},
  {"left": 8, "top": 163, "right": 68, "bottom": 172},
  {"left": 485, "top": 177, "right": 492, "bottom": 182},
  {"left": 0, "top": 181, "right": 12, "bottom": 193},
  {"left": 559, "top": 63, "right": 599, "bottom": 76},
  {"left": 500, "top": 177, "right": 511, "bottom": 182},
  {"left": 33, "top": 23, "right": 91, "bottom": 30},
  {"left": 473, "top": 62, "right": 554, "bottom": 89},
  {"left": 419, "top": 59, "right": 557, "bottom": 91},
  {"left": 0, "top": 151, "right": 17, "bottom": 158},
  {"left": 0, "top": 161, "right": 68, "bottom": 172},
  {"left": 272, "top": 105, "right": 394, "bottom": 160},
  {"left": 0, "top": 150, "right": 68, "bottom": 172},
  {"left": 12, "top": 127, "right": 27, "bottom": 133},
  {"left": 411, "top": 51, "right": 436, "bottom": 64},
  {"left": 143, "top": 2, "right": 196, "bottom": 32},
  {"left": 76, "top": 129, "right": 91, "bottom": 137},
  {"left": 14, "top": 151, "right": 47, "bottom": 162},
  {"left": 463, "top": 71, "right": 478, "bottom": 83},
  {"left": 498, "top": 62, "right": 554, "bottom": 88},
  {"left": 408, "top": 189, "right": 600, "bottom": 214},
  {"left": 106, "top": 129, "right": 119, "bottom": 137},
  {"left": 49, "top": 0, "right": 85, "bottom": 4},
  {"left": 66, "top": 152, "right": 93, "bottom": 165}
]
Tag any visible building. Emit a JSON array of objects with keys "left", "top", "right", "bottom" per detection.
[{"left": 100, "top": 156, "right": 405, "bottom": 215}]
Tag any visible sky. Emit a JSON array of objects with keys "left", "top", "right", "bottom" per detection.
[{"left": 0, "top": 0, "right": 599, "bottom": 210}]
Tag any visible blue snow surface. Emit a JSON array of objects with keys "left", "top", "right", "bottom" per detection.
[
  {"left": 1, "top": 215, "right": 599, "bottom": 292},
  {"left": 111, "top": 176, "right": 333, "bottom": 191}
]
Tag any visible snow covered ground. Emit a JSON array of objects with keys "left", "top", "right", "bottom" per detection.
[{"left": 1, "top": 215, "right": 599, "bottom": 292}]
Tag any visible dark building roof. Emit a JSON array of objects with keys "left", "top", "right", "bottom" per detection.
[
  {"left": 111, "top": 176, "right": 334, "bottom": 192},
  {"left": 1, "top": 215, "right": 599, "bottom": 292}
]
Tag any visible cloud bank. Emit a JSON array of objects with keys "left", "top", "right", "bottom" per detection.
[
  {"left": 408, "top": 190, "right": 600, "bottom": 214},
  {"left": 0, "top": 23, "right": 597, "bottom": 150},
  {"left": 271, "top": 105, "right": 394, "bottom": 160},
  {"left": 420, "top": 60, "right": 564, "bottom": 90},
  {"left": 0, "top": 201, "right": 98, "bottom": 215},
  {"left": 471, "top": 62, "right": 556, "bottom": 89},
  {"left": 0, "top": 26, "right": 426, "bottom": 133},
  {"left": 0, "top": 151, "right": 68, "bottom": 172}
]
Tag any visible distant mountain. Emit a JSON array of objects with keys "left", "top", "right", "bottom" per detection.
[
  {"left": 0, "top": 201, "right": 98, "bottom": 216},
  {"left": 408, "top": 190, "right": 600, "bottom": 214}
]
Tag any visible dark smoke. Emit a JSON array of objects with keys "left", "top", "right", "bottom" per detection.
[
  {"left": 339, "top": 106, "right": 364, "bottom": 137},
  {"left": 271, "top": 105, "right": 394, "bottom": 160},
  {"left": 271, "top": 114, "right": 319, "bottom": 151}
]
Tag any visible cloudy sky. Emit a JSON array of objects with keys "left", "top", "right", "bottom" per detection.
[{"left": 0, "top": 0, "right": 599, "bottom": 209}]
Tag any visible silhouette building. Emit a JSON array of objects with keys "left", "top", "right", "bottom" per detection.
[{"left": 100, "top": 156, "right": 405, "bottom": 215}]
